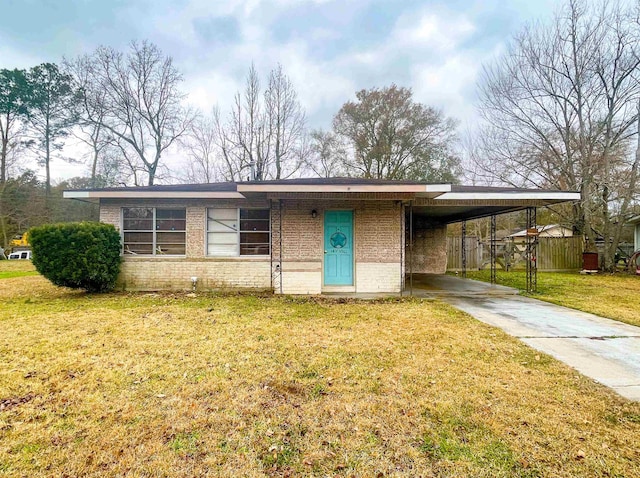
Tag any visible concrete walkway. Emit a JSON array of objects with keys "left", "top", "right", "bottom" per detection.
[{"left": 414, "top": 275, "right": 640, "bottom": 401}]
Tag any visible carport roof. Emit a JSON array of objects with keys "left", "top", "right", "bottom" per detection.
[{"left": 63, "top": 178, "right": 580, "bottom": 223}]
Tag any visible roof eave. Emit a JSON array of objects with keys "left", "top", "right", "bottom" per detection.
[
  {"left": 63, "top": 191, "right": 246, "bottom": 199},
  {"left": 236, "top": 183, "right": 452, "bottom": 194},
  {"left": 435, "top": 191, "right": 581, "bottom": 201}
]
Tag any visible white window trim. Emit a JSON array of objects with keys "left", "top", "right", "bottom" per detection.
[
  {"left": 206, "top": 207, "right": 271, "bottom": 257},
  {"left": 121, "top": 207, "right": 186, "bottom": 256}
]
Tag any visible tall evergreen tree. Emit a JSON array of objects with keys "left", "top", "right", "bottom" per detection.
[
  {"left": 0, "top": 68, "right": 28, "bottom": 183},
  {"left": 24, "top": 63, "right": 79, "bottom": 195}
]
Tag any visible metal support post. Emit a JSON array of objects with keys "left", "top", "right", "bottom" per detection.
[
  {"left": 409, "top": 201, "right": 414, "bottom": 296},
  {"left": 461, "top": 220, "right": 467, "bottom": 278},
  {"left": 278, "top": 199, "right": 283, "bottom": 295},
  {"left": 490, "top": 215, "right": 497, "bottom": 284},
  {"left": 526, "top": 207, "right": 538, "bottom": 293},
  {"left": 400, "top": 202, "right": 404, "bottom": 297}
]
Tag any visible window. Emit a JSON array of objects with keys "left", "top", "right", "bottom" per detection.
[
  {"left": 207, "top": 208, "right": 270, "bottom": 256},
  {"left": 122, "top": 208, "right": 186, "bottom": 255}
]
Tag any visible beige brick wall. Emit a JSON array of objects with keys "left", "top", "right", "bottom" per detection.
[
  {"left": 101, "top": 199, "right": 271, "bottom": 292},
  {"left": 271, "top": 199, "right": 403, "bottom": 261},
  {"left": 356, "top": 262, "right": 402, "bottom": 293},
  {"left": 279, "top": 261, "right": 322, "bottom": 295},
  {"left": 272, "top": 199, "right": 403, "bottom": 293},
  {"left": 100, "top": 197, "right": 405, "bottom": 293},
  {"left": 100, "top": 205, "right": 120, "bottom": 229},
  {"left": 186, "top": 207, "right": 205, "bottom": 258},
  {"left": 119, "top": 258, "right": 271, "bottom": 291},
  {"left": 407, "top": 224, "right": 448, "bottom": 274}
]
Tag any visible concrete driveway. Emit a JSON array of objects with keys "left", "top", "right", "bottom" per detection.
[{"left": 413, "top": 275, "right": 640, "bottom": 401}]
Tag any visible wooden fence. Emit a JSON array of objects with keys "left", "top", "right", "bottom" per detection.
[
  {"left": 446, "top": 236, "right": 482, "bottom": 271},
  {"left": 536, "top": 236, "right": 584, "bottom": 271},
  {"left": 447, "top": 236, "right": 584, "bottom": 271}
]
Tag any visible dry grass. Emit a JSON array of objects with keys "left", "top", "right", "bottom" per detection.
[
  {"left": 464, "top": 271, "right": 640, "bottom": 328},
  {"left": 1, "top": 271, "right": 639, "bottom": 477}
]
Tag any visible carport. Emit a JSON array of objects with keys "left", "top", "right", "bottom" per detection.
[{"left": 403, "top": 185, "right": 580, "bottom": 295}]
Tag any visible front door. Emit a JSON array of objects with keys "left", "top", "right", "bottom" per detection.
[{"left": 324, "top": 210, "right": 354, "bottom": 286}]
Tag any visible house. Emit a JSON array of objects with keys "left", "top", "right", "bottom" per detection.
[
  {"left": 508, "top": 224, "right": 573, "bottom": 241},
  {"left": 628, "top": 215, "right": 640, "bottom": 252},
  {"left": 63, "top": 178, "right": 580, "bottom": 294}
]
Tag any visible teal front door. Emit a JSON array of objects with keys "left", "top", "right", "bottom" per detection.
[{"left": 324, "top": 210, "right": 354, "bottom": 286}]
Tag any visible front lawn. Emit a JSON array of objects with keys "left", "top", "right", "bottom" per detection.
[
  {"left": 0, "top": 260, "right": 38, "bottom": 279},
  {"left": 1, "top": 272, "right": 639, "bottom": 476},
  {"left": 462, "top": 271, "right": 640, "bottom": 328}
]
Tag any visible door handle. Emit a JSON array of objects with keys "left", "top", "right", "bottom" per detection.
[{"left": 324, "top": 250, "right": 327, "bottom": 254}]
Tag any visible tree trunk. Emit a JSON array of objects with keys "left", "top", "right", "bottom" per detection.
[
  {"left": 147, "top": 158, "right": 157, "bottom": 186},
  {"left": 275, "top": 136, "right": 281, "bottom": 180},
  {"left": 0, "top": 136, "right": 7, "bottom": 184},
  {"left": 45, "top": 113, "right": 51, "bottom": 196},
  {"left": 0, "top": 181, "right": 7, "bottom": 248},
  {"left": 90, "top": 145, "right": 98, "bottom": 186},
  {"left": 1, "top": 111, "right": 9, "bottom": 184}
]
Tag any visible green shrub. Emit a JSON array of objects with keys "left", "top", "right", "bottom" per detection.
[{"left": 29, "top": 222, "right": 122, "bottom": 293}]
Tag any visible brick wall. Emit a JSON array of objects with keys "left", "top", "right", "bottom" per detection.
[
  {"left": 407, "top": 224, "right": 448, "bottom": 274},
  {"left": 118, "top": 258, "right": 271, "bottom": 291},
  {"left": 100, "top": 197, "right": 405, "bottom": 293},
  {"left": 101, "top": 199, "right": 271, "bottom": 291},
  {"left": 356, "top": 263, "right": 402, "bottom": 293},
  {"left": 186, "top": 207, "right": 205, "bottom": 258},
  {"left": 272, "top": 199, "right": 403, "bottom": 294},
  {"left": 100, "top": 205, "right": 120, "bottom": 229},
  {"left": 273, "top": 199, "right": 403, "bottom": 262}
]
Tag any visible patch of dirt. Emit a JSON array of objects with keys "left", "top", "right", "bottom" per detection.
[{"left": 0, "top": 393, "right": 35, "bottom": 412}]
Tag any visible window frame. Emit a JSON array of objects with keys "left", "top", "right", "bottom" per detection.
[
  {"left": 121, "top": 207, "right": 186, "bottom": 256},
  {"left": 206, "top": 207, "right": 271, "bottom": 257}
]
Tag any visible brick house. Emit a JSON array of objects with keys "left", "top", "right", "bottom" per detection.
[
  {"left": 64, "top": 178, "right": 579, "bottom": 294},
  {"left": 628, "top": 215, "right": 640, "bottom": 252}
]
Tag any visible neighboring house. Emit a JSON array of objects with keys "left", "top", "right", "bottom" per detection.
[
  {"left": 508, "top": 224, "right": 573, "bottom": 241},
  {"left": 63, "top": 178, "right": 580, "bottom": 294},
  {"left": 628, "top": 215, "right": 640, "bottom": 252}
]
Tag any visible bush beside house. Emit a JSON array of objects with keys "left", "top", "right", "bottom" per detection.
[{"left": 29, "top": 222, "right": 121, "bottom": 292}]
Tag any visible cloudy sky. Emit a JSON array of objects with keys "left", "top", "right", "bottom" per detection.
[{"left": 0, "top": 0, "right": 560, "bottom": 181}]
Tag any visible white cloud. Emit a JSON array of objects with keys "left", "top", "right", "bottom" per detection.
[
  {"left": 412, "top": 56, "right": 479, "bottom": 122},
  {"left": 314, "top": 7, "right": 481, "bottom": 124},
  {"left": 183, "top": 71, "right": 239, "bottom": 111},
  {"left": 392, "top": 11, "right": 475, "bottom": 52}
]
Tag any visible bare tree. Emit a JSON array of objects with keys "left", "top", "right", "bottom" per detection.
[
  {"left": 217, "top": 64, "right": 308, "bottom": 181},
  {"left": 64, "top": 55, "right": 114, "bottom": 186},
  {"left": 306, "top": 129, "right": 347, "bottom": 178},
  {"left": 182, "top": 109, "right": 221, "bottom": 183},
  {"left": 476, "top": 0, "right": 640, "bottom": 269},
  {"left": 333, "top": 85, "right": 460, "bottom": 181},
  {"left": 225, "top": 65, "right": 270, "bottom": 180},
  {"left": 265, "top": 64, "right": 306, "bottom": 179},
  {"left": 83, "top": 40, "right": 194, "bottom": 186}
]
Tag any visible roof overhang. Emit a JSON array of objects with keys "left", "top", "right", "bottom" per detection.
[
  {"left": 237, "top": 183, "right": 451, "bottom": 197},
  {"left": 411, "top": 191, "right": 581, "bottom": 224},
  {"left": 435, "top": 191, "right": 580, "bottom": 201},
  {"left": 62, "top": 183, "right": 580, "bottom": 221},
  {"left": 63, "top": 191, "right": 245, "bottom": 199}
]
